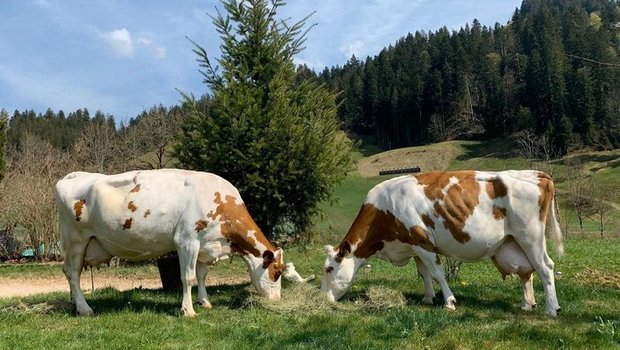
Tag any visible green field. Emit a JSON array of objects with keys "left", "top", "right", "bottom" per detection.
[{"left": 1, "top": 140, "right": 619, "bottom": 349}]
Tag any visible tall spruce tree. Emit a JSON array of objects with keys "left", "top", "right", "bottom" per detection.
[{"left": 175, "top": 0, "right": 352, "bottom": 238}]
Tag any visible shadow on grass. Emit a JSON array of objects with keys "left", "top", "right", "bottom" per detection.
[
  {"left": 349, "top": 133, "right": 384, "bottom": 157},
  {"left": 0, "top": 282, "right": 256, "bottom": 316},
  {"left": 456, "top": 138, "right": 519, "bottom": 161},
  {"left": 559, "top": 153, "right": 620, "bottom": 171}
]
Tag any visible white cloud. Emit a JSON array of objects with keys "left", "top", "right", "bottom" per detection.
[
  {"left": 137, "top": 37, "right": 152, "bottom": 46},
  {"left": 136, "top": 36, "right": 167, "bottom": 59},
  {"left": 100, "top": 28, "right": 134, "bottom": 58}
]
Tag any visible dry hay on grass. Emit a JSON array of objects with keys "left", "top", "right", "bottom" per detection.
[
  {"left": 242, "top": 284, "right": 406, "bottom": 314},
  {"left": 244, "top": 283, "right": 338, "bottom": 314},
  {"left": 358, "top": 285, "right": 406, "bottom": 311},
  {"left": 576, "top": 268, "right": 620, "bottom": 289},
  {"left": 2, "top": 301, "right": 56, "bottom": 315},
  {"left": 356, "top": 142, "right": 463, "bottom": 177}
]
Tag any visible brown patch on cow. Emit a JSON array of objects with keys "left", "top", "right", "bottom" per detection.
[
  {"left": 537, "top": 173, "right": 555, "bottom": 223},
  {"left": 203, "top": 192, "right": 277, "bottom": 258},
  {"left": 143, "top": 209, "right": 151, "bottom": 218},
  {"left": 415, "top": 171, "right": 477, "bottom": 243},
  {"left": 130, "top": 184, "right": 141, "bottom": 193},
  {"left": 492, "top": 206, "right": 507, "bottom": 220},
  {"left": 264, "top": 250, "right": 285, "bottom": 282},
  {"left": 342, "top": 204, "right": 436, "bottom": 260},
  {"left": 195, "top": 219, "right": 209, "bottom": 232},
  {"left": 415, "top": 172, "right": 456, "bottom": 201},
  {"left": 122, "top": 218, "right": 132, "bottom": 230},
  {"left": 421, "top": 214, "right": 435, "bottom": 230},
  {"left": 485, "top": 177, "right": 508, "bottom": 199},
  {"left": 127, "top": 201, "right": 137, "bottom": 212},
  {"left": 73, "top": 199, "right": 86, "bottom": 222}
]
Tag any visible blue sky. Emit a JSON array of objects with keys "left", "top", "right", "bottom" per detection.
[{"left": 0, "top": 0, "right": 521, "bottom": 124}]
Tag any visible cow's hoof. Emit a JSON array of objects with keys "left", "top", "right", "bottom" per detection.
[
  {"left": 199, "top": 300, "right": 212, "bottom": 309},
  {"left": 444, "top": 296, "right": 457, "bottom": 310},
  {"left": 545, "top": 307, "right": 560, "bottom": 317},
  {"left": 521, "top": 303, "right": 536, "bottom": 311},
  {"left": 181, "top": 308, "right": 198, "bottom": 318},
  {"left": 76, "top": 306, "right": 94, "bottom": 316},
  {"left": 421, "top": 296, "right": 434, "bottom": 305}
]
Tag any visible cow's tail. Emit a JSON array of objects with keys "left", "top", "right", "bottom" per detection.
[{"left": 548, "top": 195, "right": 564, "bottom": 257}]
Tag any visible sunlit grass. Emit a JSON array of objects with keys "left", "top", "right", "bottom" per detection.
[{"left": 1, "top": 238, "right": 618, "bottom": 349}]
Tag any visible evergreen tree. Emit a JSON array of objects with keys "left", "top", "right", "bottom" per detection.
[{"left": 175, "top": 0, "right": 352, "bottom": 237}]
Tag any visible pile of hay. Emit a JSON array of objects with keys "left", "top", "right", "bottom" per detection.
[
  {"left": 576, "top": 268, "right": 620, "bottom": 289},
  {"left": 359, "top": 286, "right": 406, "bottom": 311},
  {"left": 249, "top": 283, "right": 337, "bottom": 314},
  {"left": 2, "top": 301, "right": 56, "bottom": 315},
  {"left": 242, "top": 283, "right": 406, "bottom": 314}
]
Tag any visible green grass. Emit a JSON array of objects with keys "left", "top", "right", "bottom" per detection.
[
  {"left": 1, "top": 139, "right": 619, "bottom": 349},
  {"left": 1, "top": 238, "right": 619, "bottom": 349}
]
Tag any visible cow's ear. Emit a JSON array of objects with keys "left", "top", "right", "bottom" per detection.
[
  {"left": 337, "top": 241, "right": 351, "bottom": 258},
  {"left": 262, "top": 250, "right": 275, "bottom": 268},
  {"left": 324, "top": 245, "right": 334, "bottom": 255}
]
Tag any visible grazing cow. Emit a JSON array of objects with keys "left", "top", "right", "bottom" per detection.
[
  {"left": 55, "top": 169, "right": 287, "bottom": 317},
  {"left": 321, "top": 170, "right": 564, "bottom": 316}
]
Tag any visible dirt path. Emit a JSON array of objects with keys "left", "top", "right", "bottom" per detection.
[
  {"left": 0, "top": 274, "right": 250, "bottom": 298},
  {"left": 0, "top": 276, "right": 164, "bottom": 298}
]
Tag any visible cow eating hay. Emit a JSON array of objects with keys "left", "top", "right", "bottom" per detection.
[
  {"left": 321, "top": 170, "right": 564, "bottom": 316},
  {"left": 55, "top": 169, "right": 292, "bottom": 317}
]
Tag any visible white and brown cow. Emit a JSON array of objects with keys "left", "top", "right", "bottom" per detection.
[
  {"left": 55, "top": 169, "right": 287, "bottom": 317},
  {"left": 321, "top": 170, "right": 564, "bottom": 316}
]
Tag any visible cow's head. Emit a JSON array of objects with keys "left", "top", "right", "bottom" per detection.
[
  {"left": 244, "top": 248, "right": 285, "bottom": 301},
  {"left": 321, "top": 241, "right": 366, "bottom": 302}
]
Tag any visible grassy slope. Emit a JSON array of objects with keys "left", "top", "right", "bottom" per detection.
[{"left": 1, "top": 140, "right": 619, "bottom": 349}]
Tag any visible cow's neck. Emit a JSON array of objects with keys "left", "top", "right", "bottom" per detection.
[
  {"left": 340, "top": 203, "right": 382, "bottom": 259},
  {"left": 340, "top": 203, "right": 436, "bottom": 260},
  {"left": 222, "top": 220, "right": 275, "bottom": 257},
  {"left": 209, "top": 192, "right": 276, "bottom": 257}
]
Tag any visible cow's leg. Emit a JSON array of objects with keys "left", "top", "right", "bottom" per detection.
[
  {"left": 414, "top": 250, "right": 456, "bottom": 310},
  {"left": 517, "top": 236, "right": 560, "bottom": 316},
  {"left": 177, "top": 242, "right": 200, "bottom": 317},
  {"left": 196, "top": 261, "right": 212, "bottom": 309},
  {"left": 62, "top": 240, "right": 92, "bottom": 316},
  {"left": 519, "top": 272, "right": 536, "bottom": 311},
  {"left": 414, "top": 257, "right": 435, "bottom": 304}
]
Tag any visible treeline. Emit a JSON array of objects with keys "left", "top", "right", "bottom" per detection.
[
  {"left": 310, "top": 0, "right": 620, "bottom": 153},
  {"left": 7, "top": 108, "right": 114, "bottom": 151},
  {"left": 2, "top": 104, "right": 187, "bottom": 172}
]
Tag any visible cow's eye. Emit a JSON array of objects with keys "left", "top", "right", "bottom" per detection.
[{"left": 325, "top": 266, "right": 334, "bottom": 274}]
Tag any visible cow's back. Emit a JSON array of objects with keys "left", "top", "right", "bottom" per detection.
[
  {"left": 55, "top": 169, "right": 241, "bottom": 260},
  {"left": 364, "top": 170, "right": 551, "bottom": 262}
]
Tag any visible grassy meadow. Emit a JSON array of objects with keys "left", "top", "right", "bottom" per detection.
[{"left": 1, "top": 140, "right": 619, "bottom": 349}]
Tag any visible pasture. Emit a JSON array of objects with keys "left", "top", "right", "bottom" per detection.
[{"left": 1, "top": 140, "right": 619, "bottom": 349}]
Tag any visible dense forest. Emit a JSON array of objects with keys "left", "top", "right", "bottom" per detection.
[
  {"left": 309, "top": 0, "right": 620, "bottom": 153},
  {"left": 2, "top": 0, "right": 620, "bottom": 156}
]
